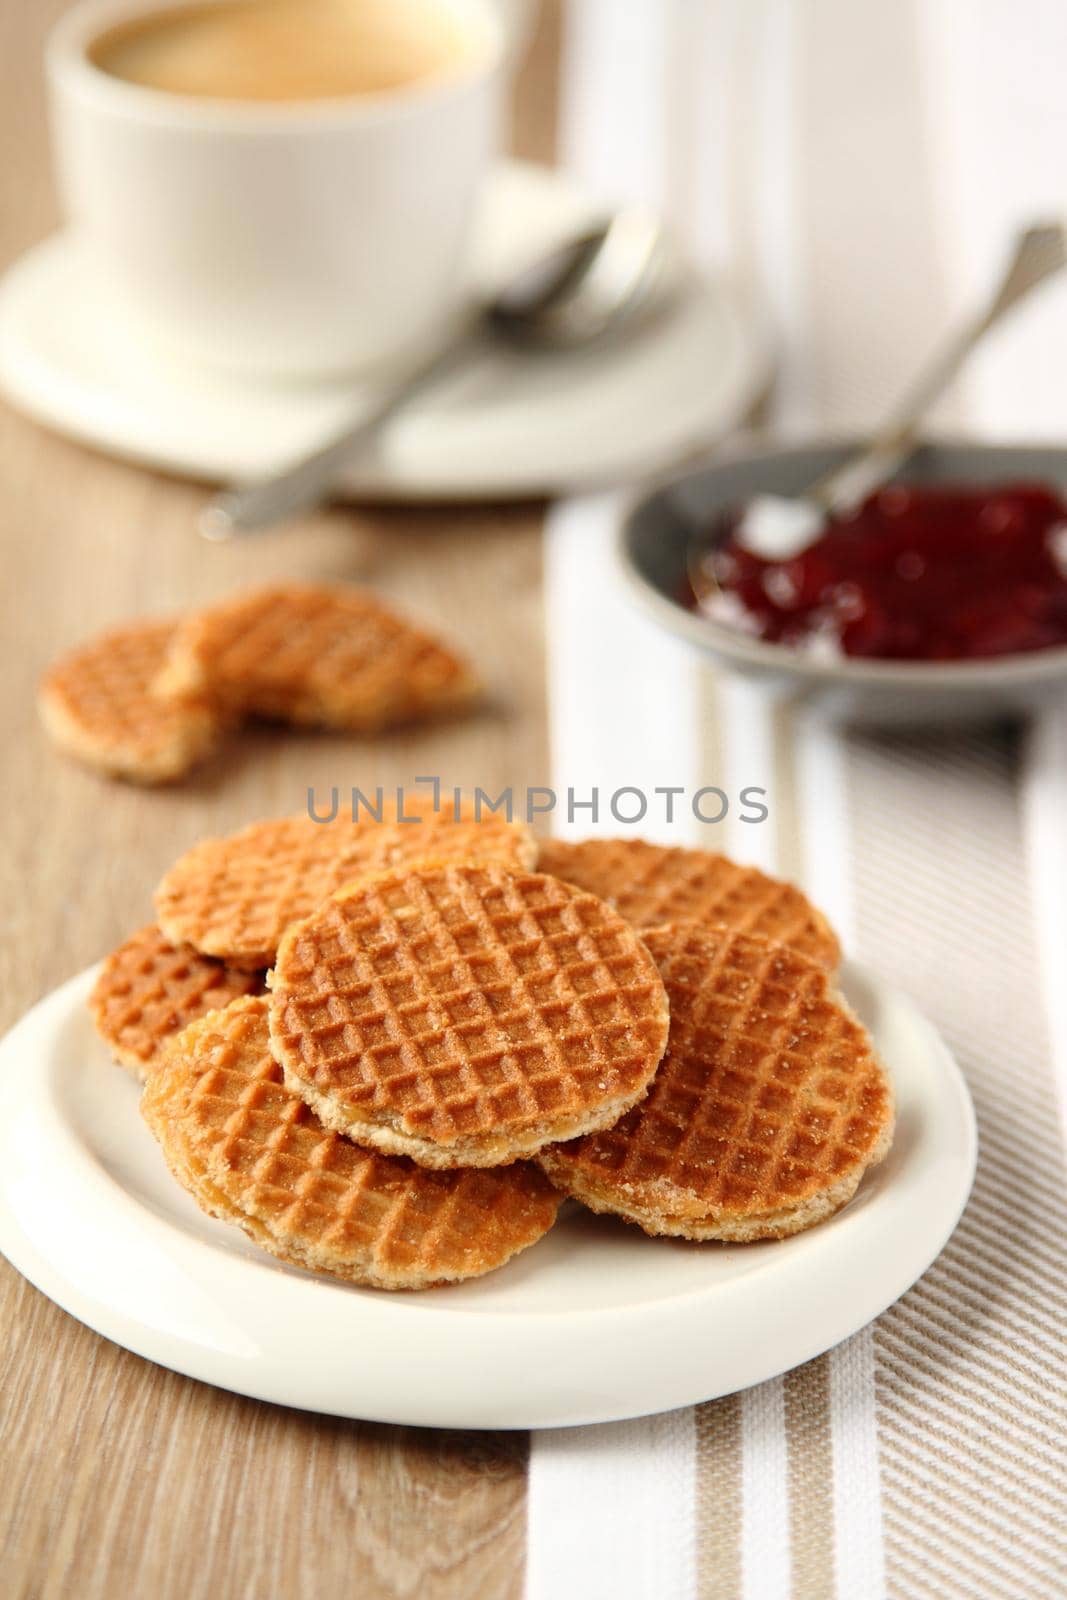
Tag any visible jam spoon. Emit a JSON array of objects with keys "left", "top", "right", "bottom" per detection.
[{"left": 690, "top": 219, "right": 1067, "bottom": 600}]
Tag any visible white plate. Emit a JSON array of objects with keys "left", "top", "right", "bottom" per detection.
[
  {"left": 0, "top": 961, "right": 975, "bottom": 1429},
  {"left": 0, "top": 162, "right": 770, "bottom": 502}
]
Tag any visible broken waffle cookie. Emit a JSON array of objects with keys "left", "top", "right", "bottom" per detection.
[
  {"left": 90, "top": 923, "right": 262, "bottom": 1080},
  {"left": 267, "top": 861, "right": 671, "bottom": 1168},
  {"left": 538, "top": 837, "right": 840, "bottom": 969},
  {"left": 538, "top": 923, "right": 893, "bottom": 1241},
  {"left": 38, "top": 619, "right": 223, "bottom": 784},
  {"left": 154, "top": 581, "right": 479, "bottom": 732},
  {"left": 142, "top": 996, "right": 562, "bottom": 1290},
  {"left": 154, "top": 800, "right": 538, "bottom": 969}
]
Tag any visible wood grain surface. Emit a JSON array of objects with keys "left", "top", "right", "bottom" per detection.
[{"left": 0, "top": 3, "right": 560, "bottom": 1596}]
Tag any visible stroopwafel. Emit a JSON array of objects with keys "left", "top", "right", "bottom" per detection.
[
  {"left": 39, "top": 619, "right": 223, "bottom": 783},
  {"left": 538, "top": 837, "right": 840, "bottom": 969},
  {"left": 90, "top": 923, "right": 262, "bottom": 1080},
  {"left": 142, "top": 997, "right": 562, "bottom": 1290},
  {"left": 538, "top": 922, "right": 893, "bottom": 1241},
  {"left": 154, "top": 800, "right": 538, "bottom": 969},
  {"left": 267, "top": 862, "right": 671, "bottom": 1167},
  {"left": 154, "top": 581, "right": 479, "bottom": 732}
]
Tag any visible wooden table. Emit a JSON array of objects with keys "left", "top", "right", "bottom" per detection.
[{"left": 0, "top": 6, "right": 560, "bottom": 1595}]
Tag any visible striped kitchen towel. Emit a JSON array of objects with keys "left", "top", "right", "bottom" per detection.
[{"left": 527, "top": 3, "right": 1067, "bottom": 1596}]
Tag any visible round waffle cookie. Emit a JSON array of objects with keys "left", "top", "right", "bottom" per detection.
[
  {"left": 539, "top": 923, "right": 894, "bottom": 1241},
  {"left": 538, "top": 837, "right": 840, "bottom": 970},
  {"left": 38, "top": 619, "right": 223, "bottom": 783},
  {"left": 154, "top": 801, "right": 538, "bottom": 970},
  {"left": 142, "top": 997, "right": 562, "bottom": 1290},
  {"left": 90, "top": 924, "right": 262, "bottom": 1080},
  {"left": 154, "top": 581, "right": 480, "bottom": 732},
  {"left": 267, "top": 862, "right": 671, "bottom": 1168}
]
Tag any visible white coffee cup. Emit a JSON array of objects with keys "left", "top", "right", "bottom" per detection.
[{"left": 46, "top": 0, "right": 505, "bottom": 376}]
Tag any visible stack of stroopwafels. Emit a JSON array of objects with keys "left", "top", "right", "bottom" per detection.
[
  {"left": 39, "top": 581, "right": 481, "bottom": 784},
  {"left": 94, "top": 817, "right": 894, "bottom": 1291}
]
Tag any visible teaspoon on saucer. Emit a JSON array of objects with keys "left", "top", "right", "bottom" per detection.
[{"left": 200, "top": 210, "right": 676, "bottom": 540}]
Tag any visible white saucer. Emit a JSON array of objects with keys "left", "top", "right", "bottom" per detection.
[
  {"left": 0, "top": 163, "right": 770, "bottom": 502},
  {"left": 0, "top": 960, "right": 974, "bottom": 1429}
]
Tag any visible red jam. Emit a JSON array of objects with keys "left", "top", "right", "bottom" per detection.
[{"left": 694, "top": 483, "right": 1067, "bottom": 661}]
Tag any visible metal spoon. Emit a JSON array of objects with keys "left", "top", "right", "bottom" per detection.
[
  {"left": 200, "top": 210, "right": 674, "bottom": 540},
  {"left": 689, "top": 219, "right": 1067, "bottom": 601}
]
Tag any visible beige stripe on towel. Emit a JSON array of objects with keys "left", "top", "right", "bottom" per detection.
[
  {"left": 695, "top": 1394, "right": 744, "bottom": 1600},
  {"left": 849, "top": 732, "right": 1067, "bottom": 1598}
]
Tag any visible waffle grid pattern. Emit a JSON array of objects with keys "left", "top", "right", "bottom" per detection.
[
  {"left": 143, "top": 997, "right": 560, "bottom": 1285},
  {"left": 155, "top": 810, "right": 535, "bottom": 968},
  {"left": 90, "top": 924, "right": 261, "bottom": 1077},
  {"left": 39, "top": 619, "right": 221, "bottom": 780},
  {"left": 538, "top": 837, "right": 841, "bottom": 970},
  {"left": 269, "top": 864, "right": 671, "bottom": 1154},
  {"left": 157, "top": 583, "right": 478, "bottom": 730},
  {"left": 544, "top": 924, "right": 891, "bottom": 1217}
]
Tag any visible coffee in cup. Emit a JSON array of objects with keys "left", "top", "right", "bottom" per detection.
[{"left": 90, "top": 0, "right": 482, "bottom": 104}]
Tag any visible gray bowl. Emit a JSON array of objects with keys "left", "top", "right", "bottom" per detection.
[{"left": 618, "top": 439, "right": 1067, "bottom": 726}]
